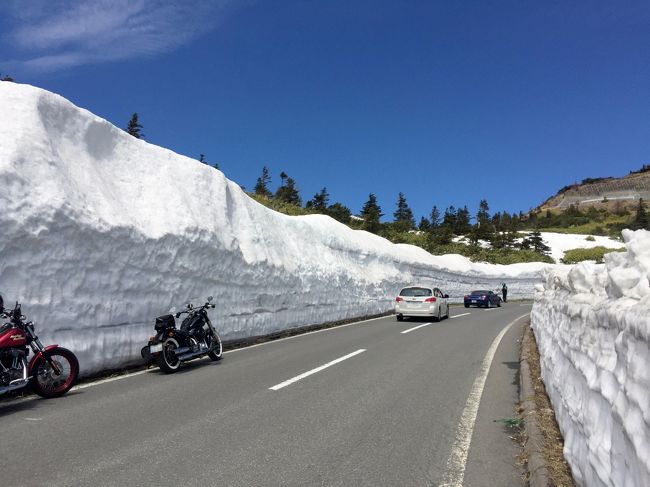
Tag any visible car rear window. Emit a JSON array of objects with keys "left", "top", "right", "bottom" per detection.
[
  {"left": 400, "top": 287, "right": 432, "bottom": 297},
  {"left": 470, "top": 290, "right": 489, "bottom": 295}
]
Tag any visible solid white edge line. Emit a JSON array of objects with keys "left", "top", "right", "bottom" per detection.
[
  {"left": 71, "top": 369, "right": 154, "bottom": 391},
  {"left": 269, "top": 349, "right": 366, "bottom": 391},
  {"left": 450, "top": 313, "right": 471, "bottom": 319},
  {"left": 400, "top": 322, "right": 434, "bottom": 334},
  {"left": 58, "top": 315, "right": 390, "bottom": 393},
  {"left": 440, "top": 313, "right": 530, "bottom": 487}
]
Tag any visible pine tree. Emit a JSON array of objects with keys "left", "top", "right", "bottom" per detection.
[
  {"left": 254, "top": 166, "right": 272, "bottom": 198},
  {"left": 275, "top": 176, "right": 301, "bottom": 205},
  {"left": 431, "top": 225, "right": 453, "bottom": 245},
  {"left": 1, "top": 73, "right": 14, "bottom": 82},
  {"left": 360, "top": 193, "right": 383, "bottom": 234},
  {"left": 526, "top": 229, "right": 551, "bottom": 255},
  {"left": 418, "top": 217, "right": 431, "bottom": 232},
  {"left": 326, "top": 202, "right": 352, "bottom": 224},
  {"left": 393, "top": 192, "right": 415, "bottom": 231},
  {"left": 491, "top": 212, "right": 502, "bottom": 231},
  {"left": 306, "top": 187, "right": 330, "bottom": 212},
  {"left": 503, "top": 230, "right": 517, "bottom": 249},
  {"left": 199, "top": 154, "right": 206, "bottom": 163},
  {"left": 631, "top": 198, "right": 649, "bottom": 230},
  {"left": 441, "top": 206, "right": 457, "bottom": 232},
  {"left": 490, "top": 231, "right": 507, "bottom": 249},
  {"left": 454, "top": 206, "right": 471, "bottom": 235},
  {"left": 126, "top": 113, "right": 144, "bottom": 138},
  {"left": 475, "top": 199, "right": 495, "bottom": 240},
  {"left": 429, "top": 205, "right": 440, "bottom": 229}
]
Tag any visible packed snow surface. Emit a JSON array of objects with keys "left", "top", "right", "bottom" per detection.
[
  {"left": 0, "top": 82, "right": 557, "bottom": 375},
  {"left": 532, "top": 229, "right": 650, "bottom": 487},
  {"left": 456, "top": 232, "right": 623, "bottom": 263},
  {"left": 525, "top": 232, "right": 624, "bottom": 263}
]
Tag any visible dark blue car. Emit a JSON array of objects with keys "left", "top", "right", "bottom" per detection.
[{"left": 464, "top": 290, "right": 502, "bottom": 308}]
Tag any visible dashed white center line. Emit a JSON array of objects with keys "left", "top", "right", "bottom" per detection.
[
  {"left": 400, "top": 322, "right": 434, "bottom": 334},
  {"left": 269, "top": 349, "right": 366, "bottom": 391},
  {"left": 450, "top": 313, "right": 471, "bottom": 319}
]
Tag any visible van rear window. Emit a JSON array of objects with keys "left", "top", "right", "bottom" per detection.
[{"left": 399, "top": 287, "right": 432, "bottom": 297}]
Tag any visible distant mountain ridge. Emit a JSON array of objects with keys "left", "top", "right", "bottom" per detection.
[{"left": 539, "top": 169, "right": 650, "bottom": 212}]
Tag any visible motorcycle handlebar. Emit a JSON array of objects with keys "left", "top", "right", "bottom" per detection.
[{"left": 175, "top": 303, "right": 215, "bottom": 317}]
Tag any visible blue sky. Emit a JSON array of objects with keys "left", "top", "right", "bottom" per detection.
[{"left": 1, "top": 0, "right": 649, "bottom": 222}]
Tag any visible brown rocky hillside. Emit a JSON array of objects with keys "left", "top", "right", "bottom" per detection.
[{"left": 539, "top": 170, "right": 650, "bottom": 213}]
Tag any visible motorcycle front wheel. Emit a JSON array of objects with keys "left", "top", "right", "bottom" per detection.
[
  {"left": 156, "top": 337, "right": 181, "bottom": 373},
  {"left": 31, "top": 347, "right": 79, "bottom": 398},
  {"left": 207, "top": 331, "right": 223, "bottom": 361}
]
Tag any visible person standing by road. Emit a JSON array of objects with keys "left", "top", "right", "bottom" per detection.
[{"left": 501, "top": 282, "right": 508, "bottom": 302}]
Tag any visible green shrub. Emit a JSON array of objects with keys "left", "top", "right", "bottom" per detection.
[
  {"left": 561, "top": 246, "right": 625, "bottom": 264},
  {"left": 585, "top": 235, "right": 595, "bottom": 241},
  {"left": 425, "top": 241, "right": 554, "bottom": 264},
  {"left": 248, "top": 193, "right": 313, "bottom": 216}
]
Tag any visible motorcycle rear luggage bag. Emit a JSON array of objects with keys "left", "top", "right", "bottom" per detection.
[{"left": 154, "top": 314, "right": 176, "bottom": 331}]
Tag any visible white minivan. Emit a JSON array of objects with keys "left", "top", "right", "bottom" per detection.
[{"left": 394, "top": 285, "right": 450, "bottom": 322}]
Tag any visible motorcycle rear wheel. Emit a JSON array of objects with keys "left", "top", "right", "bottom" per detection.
[
  {"left": 156, "top": 337, "right": 181, "bottom": 373},
  {"left": 31, "top": 347, "right": 79, "bottom": 398},
  {"left": 207, "top": 331, "right": 223, "bottom": 361}
]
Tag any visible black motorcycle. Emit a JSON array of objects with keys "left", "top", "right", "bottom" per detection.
[{"left": 141, "top": 297, "right": 223, "bottom": 373}]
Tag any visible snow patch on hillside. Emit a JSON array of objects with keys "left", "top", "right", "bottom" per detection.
[
  {"left": 455, "top": 232, "right": 623, "bottom": 263},
  {"left": 530, "top": 232, "right": 623, "bottom": 263}
]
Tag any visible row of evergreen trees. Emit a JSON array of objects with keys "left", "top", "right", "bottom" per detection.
[
  {"left": 254, "top": 167, "right": 352, "bottom": 223},
  {"left": 251, "top": 167, "right": 553, "bottom": 255}
]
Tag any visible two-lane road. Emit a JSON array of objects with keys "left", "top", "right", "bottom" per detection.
[{"left": 0, "top": 304, "right": 531, "bottom": 486}]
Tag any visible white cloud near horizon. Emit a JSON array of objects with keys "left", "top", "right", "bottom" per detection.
[{"left": 1, "top": 0, "right": 236, "bottom": 73}]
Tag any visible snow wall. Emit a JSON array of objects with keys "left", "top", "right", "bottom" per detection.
[
  {"left": 531, "top": 229, "right": 650, "bottom": 487},
  {"left": 0, "top": 82, "right": 554, "bottom": 375}
]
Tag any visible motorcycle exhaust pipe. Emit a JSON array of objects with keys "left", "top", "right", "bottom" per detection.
[
  {"left": 0, "top": 379, "right": 30, "bottom": 395},
  {"left": 171, "top": 346, "right": 192, "bottom": 356},
  {"left": 175, "top": 351, "right": 203, "bottom": 361}
]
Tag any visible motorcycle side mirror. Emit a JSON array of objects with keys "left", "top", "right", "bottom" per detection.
[
  {"left": 444, "top": 294, "right": 449, "bottom": 299},
  {"left": 175, "top": 313, "right": 181, "bottom": 318},
  {"left": 207, "top": 296, "right": 213, "bottom": 302},
  {"left": 0, "top": 294, "right": 3, "bottom": 313}
]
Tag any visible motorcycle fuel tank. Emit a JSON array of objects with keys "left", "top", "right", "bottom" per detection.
[{"left": 0, "top": 327, "right": 27, "bottom": 348}]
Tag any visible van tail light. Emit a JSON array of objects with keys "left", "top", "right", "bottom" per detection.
[
  {"left": 395, "top": 297, "right": 403, "bottom": 302},
  {"left": 424, "top": 297, "right": 437, "bottom": 303}
]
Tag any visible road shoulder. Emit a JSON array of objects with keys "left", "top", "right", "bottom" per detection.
[{"left": 463, "top": 313, "right": 527, "bottom": 486}]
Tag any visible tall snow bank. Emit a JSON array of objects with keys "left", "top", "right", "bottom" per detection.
[
  {"left": 0, "top": 82, "right": 554, "bottom": 375},
  {"left": 531, "top": 229, "right": 650, "bottom": 487}
]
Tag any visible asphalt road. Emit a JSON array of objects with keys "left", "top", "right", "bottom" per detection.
[{"left": 0, "top": 304, "right": 531, "bottom": 487}]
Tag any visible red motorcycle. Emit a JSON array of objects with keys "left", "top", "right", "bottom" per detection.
[{"left": 0, "top": 294, "right": 79, "bottom": 398}]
